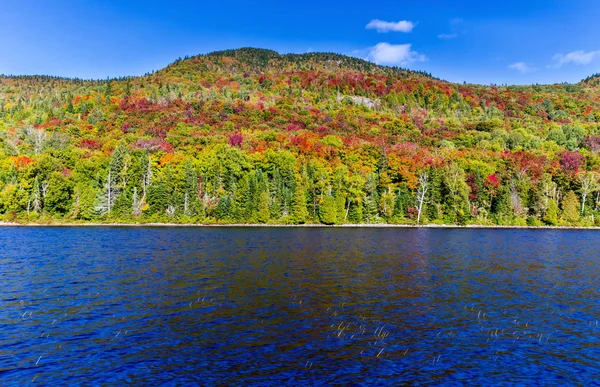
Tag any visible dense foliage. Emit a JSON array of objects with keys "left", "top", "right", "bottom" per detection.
[{"left": 2, "top": 47, "right": 600, "bottom": 226}]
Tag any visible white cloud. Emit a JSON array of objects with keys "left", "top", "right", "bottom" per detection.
[
  {"left": 438, "top": 33, "right": 458, "bottom": 39},
  {"left": 366, "top": 19, "right": 415, "bottom": 33},
  {"left": 552, "top": 50, "right": 600, "bottom": 67},
  {"left": 509, "top": 62, "right": 536, "bottom": 74},
  {"left": 367, "top": 43, "right": 426, "bottom": 66}
]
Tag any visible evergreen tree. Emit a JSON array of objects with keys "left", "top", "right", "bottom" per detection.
[
  {"left": 215, "top": 195, "right": 230, "bottom": 221},
  {"left": 257, "top": 190, "right": 270, "bottom": 223},
  {"left": 335, "top": 193, "right": 346, "bottom": 223},
  {"left": 147, "top": 180, "right": 168, "bottom": 215},
  {"left": 395, "top": 185, "right": 413, "bottom": 219},
  {"left": 319, "top": 195, "right": 337, "bottom": 225},
  {"left": 363, "top": 174, "right": 379, "bottom": 223},
  {"left": 292, "top": 183, "right": 309, "bottom": 224},
  {"left": 492, "top": 185, "right": 512, "bottom": 224},
  {"left": 544, "top": 198, "right": 559, "bottom": 225},
  {"left": 425, "top": 169, "right": 443, "bottom": 221},
  {"left": 348, "top": 201, "right": 364, "bottom": 223}
]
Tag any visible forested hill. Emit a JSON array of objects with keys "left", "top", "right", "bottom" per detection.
[{"left": 1, "top": 47, "right": 600, "bottom": 226}]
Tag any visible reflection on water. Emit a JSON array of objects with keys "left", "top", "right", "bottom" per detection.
[{"left": 1, "top": 227, "right": 600, "bottom": 385}]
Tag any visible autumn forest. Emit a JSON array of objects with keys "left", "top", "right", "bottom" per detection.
[{"left": 2, "top": 47, "right": 600, "bottom": 226}]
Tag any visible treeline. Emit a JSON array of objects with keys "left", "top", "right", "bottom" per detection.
[{"left": 0, "top": 138, "right": 598, "bottom": 226}]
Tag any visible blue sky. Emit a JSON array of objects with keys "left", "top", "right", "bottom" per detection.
[{"left": 1, "top": 0, "right": 599, "bottom": 85}]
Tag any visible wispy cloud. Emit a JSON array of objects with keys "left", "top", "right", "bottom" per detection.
[
  {"left": 439, "top": 18, "right": 464, "bottom": 39},
  {"left": 509, "top": 62, "right": 536, "bottom": 74},
  {"left": 366, "top": 19, "right": 415, "bottom": 33},
  {"left": 552, "top": 50, "right": 600, "bottom": 67},
  {"left": 366, "top": 43, "right": 426, "bottom": 66},
  {"left": 438, "top": 33, "right": 458, "bottom": 40}
]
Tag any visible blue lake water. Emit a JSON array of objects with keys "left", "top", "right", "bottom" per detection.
[{"left": 1, "top": 227, "right": 600, "bottom": 385}]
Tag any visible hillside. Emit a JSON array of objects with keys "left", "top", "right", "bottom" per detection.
[{"left": 1, "top": 47, "right": 600, "bottom": 226}]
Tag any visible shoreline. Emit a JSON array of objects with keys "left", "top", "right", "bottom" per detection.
[{"left": 0, "top": 222, "right": 599, "bottom": 230}]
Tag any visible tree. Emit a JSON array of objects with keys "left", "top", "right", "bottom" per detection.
[
  {"left": 344, "top": 174, "right": 364, "bottom": 222},
  {"left": 561, "top": 190, "right": 580, "bottom": 223},
  {"left": 379, "top": 185, "right": 396, "bottom": 219},
  {"left": 95, "top": 170, "right": 116, "bottom": 217},
  {"left": 142, "top": 153, "right": 153, "bottom": 200},
  {"left": 363, "top": 174, "right": 379, "bottom": 223},
  {"left": 443, "top": 163, "right": 470, "bottom": 222},
  {"left": 544, "top": 199, "right": 559, "bottom": 225},
  {"left": 23, "top": 126, "right": 47, "bottom": 155},
  {"left": 257, "top": 190, "right": 270, "bottom": 223},
  {"left": 95, "top": 144, "right": 129, "bottom": 217},
  {"left": 132, "top": 187, "right": 142, "bottom": 217},
  {"left": 319, "top": 194, "right": 337, "bottom": 225},
  {"left": 578, "top": 171, "right": 598, "bottom": 215},
  {"left": 415, "top": 171, "right": 429, "bottom": 223},
  {"left": 539, "top": 173, "right": 557, "bottom": 214},
  {"left": 292, "top": 183, "right": 309, "bottom": 223},
  {"left": 27, "top": 176, "right": 43, "bottom": 215},
  {"left": 44, "top": 172, "right": 73, "bottom": 215}
]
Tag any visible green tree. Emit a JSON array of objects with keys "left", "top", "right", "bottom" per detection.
[
  {"left": 363, "top": 174, "right": 379, "bottom": 223},
  {"left": 292, "top": 183, "right": 309, "bottom": 223},
  {"left": 44, "top": 172, "right": 74, "bottom": 215},
  {"left": 319, "top": 194, "right": 337, "bottom": 225},
  {"left": 442, "top": 163, "right": 470, "bottom": 223},
  {"left": 379, "top": 186, "right": 396, "bottom": 219},
  {"left": 561, "top": 190, "right": 580, "bottom": 223},
  {"left": 257, "top": 190, "right": 270, "bottom": 223},
  {"left": 544, "top": 198, "right": 559, "bottom": 225}
]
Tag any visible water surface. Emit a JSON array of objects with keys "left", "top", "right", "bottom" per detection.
[{"left": 1, "top": 227, "right": 599, "bottom": 385}]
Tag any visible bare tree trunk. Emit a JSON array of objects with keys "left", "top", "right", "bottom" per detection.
[
  {"left": 345, "top": 198, "right": 351, "bottom": 220},
  {"left": 107, "top": 170, "right": 112, "bottom": 215},
  {"left": 416, "top": 172, "right": 429, "bottom": 223},
  {"left": 184, "top": 192, "right": 190, "bottom": 216}
]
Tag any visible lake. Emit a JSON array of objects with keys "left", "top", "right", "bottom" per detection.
[{"left": 1, "top": 227, "right": 600, "bottom": 385}]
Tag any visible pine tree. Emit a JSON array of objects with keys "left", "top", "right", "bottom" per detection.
[
  {"left": 363, "top": 174, "right": 379, "bottom": 223},
  {"left": 292, "top": 183, "right": 308, "bottom": 224},
  {"left": 544, "top": 198, "right": 559, "bottom": 225},
  {"left": 335, "top": 193, "right": 346, "bottom": 223},
  {"left": 425, "top": 169, "right": 443, "bottom": 221},
  {"left": 319, "top": 195, "right": 337, "bottom": 225},
  {"left": 104, "top": 81, "right": 113, "bottom": 101},
  {"left": 492, "top": 185, "right": 512, "bottom": 224},
  {"left": 214, "top": 195, "right": 230, "bottom": 221},
  {"left": 257, "top": 190, "right": 270, "bottom": 223},
  {"left": 244, "top": 172, "right": 259, "bottom": 221},
  {"left": 348, "top": 201, "right": 364, "bottom": 223},
  {"left": 395, "top": 185, "right": 412, "bottom": 219},
  {"left": 147, "top": 180, "right": 167, "bottom": 215}
]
